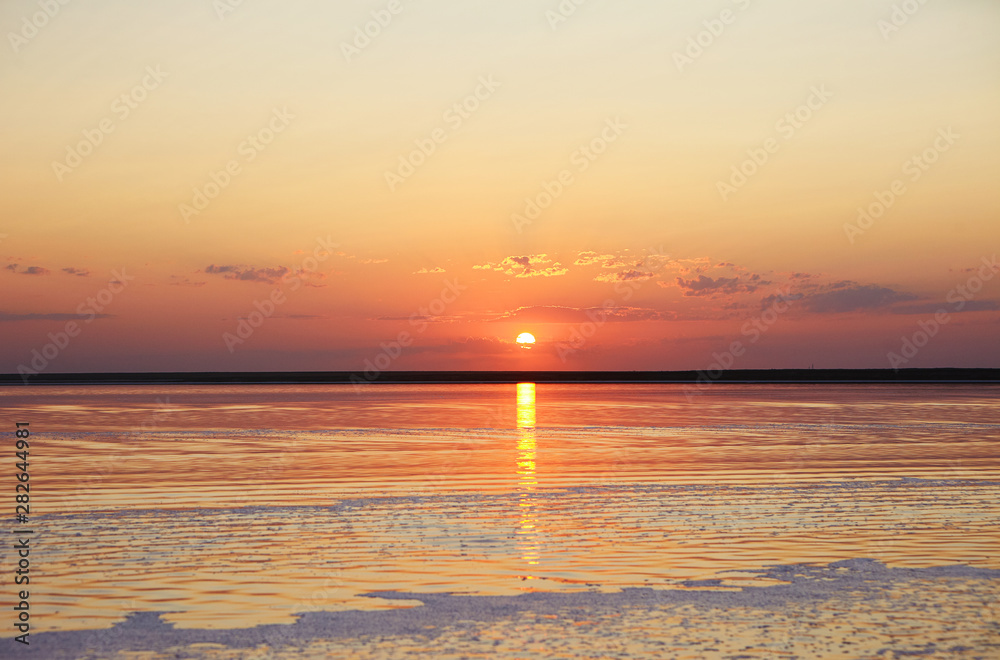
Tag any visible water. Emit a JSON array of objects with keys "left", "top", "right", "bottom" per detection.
[{"left": 1, "top": 383, "right": 998, "bottom": 655}]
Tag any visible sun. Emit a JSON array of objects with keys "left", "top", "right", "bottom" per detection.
[{"left": 516, "top": 332, "right": 536, "bottom": 349}]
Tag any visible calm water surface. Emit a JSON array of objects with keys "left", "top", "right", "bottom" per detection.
[{"left": 1, "top": 383, "right": 998, "bottom": 638}]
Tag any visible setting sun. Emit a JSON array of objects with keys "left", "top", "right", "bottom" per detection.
[{"left": 3, "top": 2, "right": 1000, "bottom": 656}]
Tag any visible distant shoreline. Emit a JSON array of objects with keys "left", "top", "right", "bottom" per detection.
[{"left": 2, "top": 368, "right": 999, "bottom": 386}]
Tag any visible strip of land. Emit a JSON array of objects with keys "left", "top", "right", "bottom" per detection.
[{"left": 2, "top": 368, "right": 999, "bottom": 386}]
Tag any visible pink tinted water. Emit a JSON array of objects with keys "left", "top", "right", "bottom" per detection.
[{"left": 0, "top": 383, "right": 997, "bottom": 632}]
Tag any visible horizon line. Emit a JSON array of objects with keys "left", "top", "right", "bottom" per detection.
[{"left": 3, "top": 367, "right": 1000, "bottom": 386}]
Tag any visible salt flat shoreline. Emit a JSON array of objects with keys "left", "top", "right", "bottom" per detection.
[
  {"left": 3, "top": 367, "right": 1000, "bottom": 386},
  {"left": 26, "top": 477, "right": 1000, "bottom": 657},
  {"left": 26, "top": 559, "right": 1000, "bottom": 659}
]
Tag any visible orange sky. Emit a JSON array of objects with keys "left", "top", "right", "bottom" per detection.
[{"left": 1, "top": 0, "right": 999, "bottom": 374}]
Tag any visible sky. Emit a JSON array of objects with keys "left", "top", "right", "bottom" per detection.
[{"left": 1, "top": 0, "right": 999, "bottom": 374}]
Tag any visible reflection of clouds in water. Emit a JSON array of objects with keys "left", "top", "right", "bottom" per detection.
[{"left": 516, "top": 383, "right": 540, "bottom": 577}]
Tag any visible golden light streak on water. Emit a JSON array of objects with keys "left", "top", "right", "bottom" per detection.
[{"left": 517, "top": 383, "right": 541, "bottom": 576}]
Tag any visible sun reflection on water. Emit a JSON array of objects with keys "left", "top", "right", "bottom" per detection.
[{"left": 516, "top": 383, "right": 540, "bottom": 581}]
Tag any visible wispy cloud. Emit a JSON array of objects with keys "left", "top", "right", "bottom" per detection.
[
  {"left": 0, "top": 311, "right": 114, "bottom": 322},
  {"left": 594, "top": 269, "right": 656, "bottom": 283},
  {"left": 758, "top": 281, "right": 918, "bottom": 314},
  {"left": 670, "top": 273, "right": 768, "bottom": 297},
  {"left": 5, "top": 264, "right": 51, "bottom": 276},
  {"left": 203, "top": 265, "right": 290, "bottom": 284},
  {"left": 488, "top": 305, "right": 677, "bottom": 323},
  {"left": 574, "top": 251, "right": 617, "bottom": 267},
  {"left": 797, "top": 282, "right": 916, "bottom": 314},
  {"left": 575, "top": 249, "right": 673, "bottom": 275},
  {"left": 891, "top": 300, "right": 1000, "bottom": 315},
  {"left": 168, "top": 275, "right": 207, "bottom": 287},
  {"left": 474, "top": 254, "right": 568, "bottom": 279}
]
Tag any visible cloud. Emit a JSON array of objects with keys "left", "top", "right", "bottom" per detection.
[
  {"left": 754, "top": 280, "right": 924, "bottom": 315},
  {"left": 376, "top": 313, "right": 465, "bottom": 323},
  {"left": 760, "top": 291, "right": 803, "bottom": 309},
  {"left": 168, "top": 275, "right": 207, "bottom": 287},
  {"left": 203, "top": 265, "right": 290, "bottom": 284},
  {"left": 798, "top": 283, "right": 917, "bottom": 314},
  {"left": 360, "top": 258, "right": 389, "bottom": 265},
  {"left": 520, "top": 264, "right": 568, "bottom": 278},
  {"left": 671, "top": 273, "right": 768, "bottom": 297},
  {"left": 0, "top": 311, "right": 114, "bottom": 322},
  {"left": 891, "top": 299, "right": 1000, "bottom": 315},
  {"left": 414, "top": 267, "right": 446, "bottom": 274},
  {"left": 62, "top": 267, "right": 90, "bottom": 277},
  {"left": 574, "top": 251, "right": 616, "bottom": 267},
  {"left": 474, "top": 254, "right": 568, "bottom": 279},
  {"left": 671, "top": 256, "right": 714, "bottom": 275},
  {"left": 5, "top": 264, "right": 51, "bottom": 275},
  {"left": 594, "top": 269, "right": 656, "bottom": 283},
  {"left": 488, "top": 305, "right": 677, "bottom": 324},
  {"left": 575, "top": 249, "right": 672, "bottom": 272},
  {"left": 475, "top": 249, "right": 671, "bottom": 281},
  {"left": 8, "top": 263, "right": 100, "bottom": 278}
]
